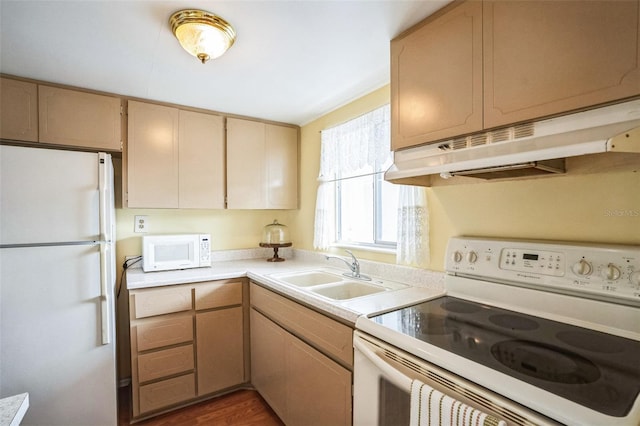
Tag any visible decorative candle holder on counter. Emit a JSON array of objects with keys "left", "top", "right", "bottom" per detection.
[{"left": 260, "top": 220, "right": 292, "bottom": 262}]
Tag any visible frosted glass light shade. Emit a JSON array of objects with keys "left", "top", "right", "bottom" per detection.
[{"left": 170, "top": 10, "right": 236, "bottom": 64}]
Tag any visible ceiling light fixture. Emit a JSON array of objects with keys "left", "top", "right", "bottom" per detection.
[{"left": 169, "top": 9, "right": 236, "bottom": 64}]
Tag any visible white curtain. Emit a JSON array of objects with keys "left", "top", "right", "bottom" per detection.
[
  {"left": 313, "top": 181, "right": 335, "bottom": 250},
  {"left": 396, "top": 186, "right": 430, "bottom": 267},
  {"left": 314, "top": 104, "right": 430, "bottom": 266},
  {"left": 313, "top": 105, "right": 391, "bottom": 250}
]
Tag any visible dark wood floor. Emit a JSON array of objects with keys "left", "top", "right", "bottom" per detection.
[{"left": 118, "top": 386, "right": 284, "bottom": 426}]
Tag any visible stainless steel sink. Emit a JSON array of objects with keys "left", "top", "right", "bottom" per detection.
[
  {"left": 272, "top": 271, "right": 342, "bottom": 287},
  {"left": 310, "top": 281, "right": 385, "bottom": 300}
]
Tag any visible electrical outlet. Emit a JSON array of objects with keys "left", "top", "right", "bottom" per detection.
[{"left": 134, "top": 215, "right": 148, "bottom": 233}]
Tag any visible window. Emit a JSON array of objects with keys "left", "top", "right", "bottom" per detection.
[
  {"left": 336, "top": 173, "right": 398, "bottom": 247},
  {"left": 314, "top": 104, "right": 396, "bottom": 250}
]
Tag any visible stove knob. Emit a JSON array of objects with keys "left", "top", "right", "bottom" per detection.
[
  {"left": 601, "top": 263, "right": 621, "bottom": 281},
  {"left": 572, "top": 259, "right": 593, "bottom": 276},
  {"left": 467, "top": 251, "right": 478, "bottom": 263},
  {"left": 452, "top": 251, "right": 463, "bottom": 263},
  {"left": 630, "top": 271, "right": 640, "bottom": 286}
]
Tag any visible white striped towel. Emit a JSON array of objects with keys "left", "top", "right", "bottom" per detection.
[{"left": 409, "top": 379, "right": 507, "bottom": 426}]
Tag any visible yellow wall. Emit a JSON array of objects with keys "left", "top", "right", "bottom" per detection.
[
  {"left": 293, "top": 84, "right": 640, "bottom": 271},
  {"left": 428, "top": 171, "right": 640, "bottom": 270},
  {"left": 115, "top": 207, "right": 296, "bottom": 261}
]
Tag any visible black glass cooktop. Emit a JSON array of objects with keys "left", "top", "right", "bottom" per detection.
[{"left": 371, "top": 296, "right": 640, "bottom": 417}]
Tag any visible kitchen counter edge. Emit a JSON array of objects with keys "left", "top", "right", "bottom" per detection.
[{"left": 125, "top": 258, "right": 445, "bottom": 324}]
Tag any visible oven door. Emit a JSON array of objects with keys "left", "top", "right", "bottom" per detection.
[{"left": 353, "top": 330, "right": 558, "bottom": 426}]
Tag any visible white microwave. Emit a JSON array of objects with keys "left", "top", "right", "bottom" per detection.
[{"left": 142, "top": 234, "right": 211, "bottom": 272}]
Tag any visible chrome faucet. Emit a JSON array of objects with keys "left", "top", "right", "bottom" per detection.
[{"left": 325, "top": 249, "right": 371, "bottom": 281}]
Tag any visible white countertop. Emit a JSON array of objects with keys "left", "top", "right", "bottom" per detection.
[
  {"left": 0, "top": 393, "right": 29, "bottom": 426},
  {"left": 126, "top": 250, "right": 445, "bottom": 324}
]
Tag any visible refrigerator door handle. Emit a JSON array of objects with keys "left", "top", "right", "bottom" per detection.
[
  {"left": 98, "top": 153, "right": 111, "bottom": 346},
  {"left": 99, "top": 242, "right": 111, "bottom": 345}
]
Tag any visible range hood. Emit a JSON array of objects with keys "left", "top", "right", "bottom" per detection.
[{"left": 385, "top": 99, "right": 640, "bottom": 183}]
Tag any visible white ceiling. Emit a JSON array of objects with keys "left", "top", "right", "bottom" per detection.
[{"left": 0, "top": 0, "right": 450, "bottom": 126}]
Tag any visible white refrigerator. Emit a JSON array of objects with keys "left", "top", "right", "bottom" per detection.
[{"left": 0, "top": 145, "right": 117, "bottom": 425}]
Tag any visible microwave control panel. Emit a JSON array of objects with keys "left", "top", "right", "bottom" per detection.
[
  {"left": 199, "top": 234, "right": 211, "bottom": 266},
  {"left": 446, "top": 237, "right": 640, "bottom": 306}
]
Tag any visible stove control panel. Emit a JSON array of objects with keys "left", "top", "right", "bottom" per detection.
[
  {"left": 500, "top": 248, "right": 565, "bottom": 277},
  {"left": 446, "top": 237, "right": 640, "bottom": 305}
]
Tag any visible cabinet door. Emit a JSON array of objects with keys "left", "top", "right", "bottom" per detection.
[
  {"left": 265, "top": 124, "right": 298, "bottom": 209},
  {"left": 179, "top": 110, "right": 225, "bottom": 209},
  {"left": 227, "top": 118, "right": 299, "bottom": 209},
  {"left": 484, "top": 0, "right": 640, "bottom": 128},
  {"left": 196, "top": 307, "right": 244, "bottom": 396},
  {"left": 251, "top": 284, "right": 353, "bottom": 367},
  {"left": 250, "top": 309, "right": 287, "bottom": 422},
  {"left": 391, "top": 1, "right": 483, "bottom": 150},
  {"left": 39, "top": 85, "right": 122, "bottom": 150},
  {"left": 287, "top": 337, "right": 352, "bottom": 426},
  {"left": 127, "top": 101, "right": 179, "bottom": 208},
  {"left": 0, "top": 78, "right": 38, "bottom": 142},
  {"left": 226, "top": 118, "right": 266, "bottom": 209}
]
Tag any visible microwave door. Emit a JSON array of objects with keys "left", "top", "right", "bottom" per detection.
[{"left": 143, "top": 240, "right": 195, "bottom": 272}]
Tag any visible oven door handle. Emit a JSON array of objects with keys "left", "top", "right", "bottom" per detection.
[{"left": 354, "top": 336, "right": 412, "bottom": 392}]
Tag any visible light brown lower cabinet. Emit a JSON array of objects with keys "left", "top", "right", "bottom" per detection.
[
  {"left": 196, "top": 307, "right": 244, "bottom": 395},
  {"left": 250, "top": 308, "right": 288, "bottom": 418},
  {"left": 129, "top": 279, "right": 351, "bottom": 423},
  {"left": 250, "top": 283, "right": 353, "bottom": 426},
  {"left": 129, "top": 279, "right": 246, "bottom": 420}
]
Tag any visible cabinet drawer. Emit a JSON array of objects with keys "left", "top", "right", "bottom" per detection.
[
  {"left": 251, "top": 283, "right": 353, "bottom": 367},
  {"left": 194, "top": 281, "right": 243, "bottom": 311},
  {"left": 136, "top": 314, "right": 193, "bottom": 352},
  {"left": 139, "top": 373, "right": 195, "bottom": 414},
  {"left": 138, "top": 345, "right": 194, "bottom": 383},
  {"left": 133, "top": 286, "right": 192, "bottom": 319}
]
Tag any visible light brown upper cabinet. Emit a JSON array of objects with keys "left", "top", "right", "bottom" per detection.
[
  {"left": 126, "top": 101, "right": 224, "bottom": 209},
  {"left": 179, "top": 110, "right": 225, "bottom": 209},
  {"left": 127, "top": 101, "right": 180, "bottom": 208},
  {"left": 226, "top": 117, "right": 298, "bottom": 209},
  {"left": 392, "top": 0, "right": 640, "bottom": 150},
  {"left": 391, "top": 1, "right": 483, "bottom": 150},
  {"left": 0, "top": 78, "right": 38, "bottom": 142},
  {"left": 39, "top": 85, "right": 122, "bottom": 150},
  {"left": 483, "top": 0, "right": 640, "bottom": 128}
]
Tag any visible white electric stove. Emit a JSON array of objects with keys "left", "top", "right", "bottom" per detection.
[{"left": 354, "top": 237, "right": 640, "bottom": 426}]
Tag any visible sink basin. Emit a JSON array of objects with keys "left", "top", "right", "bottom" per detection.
[
  {"left": 273, "top": 271, "right": 342, "bottom": 287},
  {"left": 310, "top": 281, "right": 385, "bottom": 300},
  {"left": 270, "top": 269, "right": 407, "bottom": 301}
]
